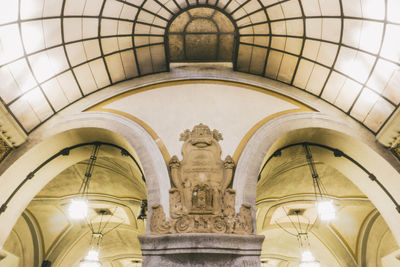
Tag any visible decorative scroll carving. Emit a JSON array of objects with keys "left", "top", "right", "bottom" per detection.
[
  {"left": 150, "top": 123, "right": 253, "bottom": 234},
  {"left": 150, "top": 205, "right": 170, "bottom": 234}
]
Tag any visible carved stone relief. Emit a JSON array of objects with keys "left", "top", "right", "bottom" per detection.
[{"left": 150, "top": 123, "right": 253, "bottom": 234}]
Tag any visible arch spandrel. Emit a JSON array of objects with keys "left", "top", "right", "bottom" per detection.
[{"left": 85, "top": 79, "right": 314, "bottom": 164}]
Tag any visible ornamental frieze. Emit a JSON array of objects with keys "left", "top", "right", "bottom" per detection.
[{"left": 150, "top": 123, "right": 253, "bottom": 234}]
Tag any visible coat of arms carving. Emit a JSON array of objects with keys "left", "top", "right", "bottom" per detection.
[{"left": 150, "top": 123, "right": 253, "bottom": 234}]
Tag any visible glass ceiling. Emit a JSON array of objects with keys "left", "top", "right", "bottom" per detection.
[{"left": 0, "top": 0, "right": 399, "bottom": 134}]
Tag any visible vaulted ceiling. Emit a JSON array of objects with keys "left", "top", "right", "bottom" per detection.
[
  {"left": 3, "top": 154, "right": 147, "bottom": 266},
  {"left": 257, "top": 144, "right": 399, "bottom": 266},
  {"left": 0, "top": 0, "right": 399, "bottom": 134}
]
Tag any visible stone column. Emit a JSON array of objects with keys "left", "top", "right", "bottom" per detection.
[{"left": 138, "top": 233, "right": 264, "bottom": 267}]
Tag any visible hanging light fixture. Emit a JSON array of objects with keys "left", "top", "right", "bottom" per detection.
[
  {"left": 298, "top": 233, "right": 319, "bottom": 267},
  {"left": 316, "top": 199, "right": 335, "bottom": 221},
  {"left": 275, "top": 208, "right": 320, "bottom": 267},
  {"left": 80, "top": 220, "right": 103, "bottom": 267},
  {"left": 303, "top": 144, "right": 336, "bottom": 222},
  {"left": 80, "top": 248, "right": 101, "bottom": 267},
  {"left": 68, "top": 198, "right": 88, "bottom": 220},
  {"left": 64, "top": 143, "right": 139, "bottom": 266},
  {"left": 299, "top": 250, "right": 320, "bottom": 267},
  {"left": 68, "top": 144, "right": 101, "bottom": 220},
  {"left": 79, "top": 207, "right": 124, "bottom": 267}
]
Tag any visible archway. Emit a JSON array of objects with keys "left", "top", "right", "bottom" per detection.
[
  {"left": 233, "top": 112, "right": 400, "bottom": 246},
  {"left": 256, "top": 144, "right": 399, "bottom": 266},
  {"left": 0, "top": 112, "right": 170, "bottom": 247},
  {"left": 2, "top": 141, "right": 146, "bottom": 266}
]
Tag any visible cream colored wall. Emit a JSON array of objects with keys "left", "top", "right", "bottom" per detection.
[
  {"left": 260, "top": 228, "right": 340, "bottom": 266},
  {"left": 2, "top": 213, "right": 38, "bottom": 267},
  {"left": 102, "top": 81, "right": 300, "bottom": 160},
  {"left": 0, "top": 250, "right": 19, "bottom": 267}
]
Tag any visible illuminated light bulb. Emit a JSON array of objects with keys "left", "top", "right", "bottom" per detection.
[
  {"left": 86, "top": 250, "right": 99, "bottom": 261},
  {"left": 317, "top": 200, "right": 336, "bottom": 221},
  {"left": 299, "top": 250, "right": 320, "bottom": 267},
  {"left": 80, "top": 249, "right": 101, "bottom": 267},
  {"left": 80, "top": 260, "right": 101, "bottom": 267},
  {"left": 301, "top": 251, "right": 315, "bottom": 262},
  {"left": 68, "top": 199, "right": 88, "bottom": 220}
]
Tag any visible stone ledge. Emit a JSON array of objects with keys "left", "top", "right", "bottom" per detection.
[{"left": 139, "top": 233, "right": 265, "bottom": 256}]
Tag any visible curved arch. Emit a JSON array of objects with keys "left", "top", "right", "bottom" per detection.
[
  {"left": 257, "top": 142, "right": 400, "bottom": 211},
  {"left": 166, "top": 5, "right": 239, "bottom": 34},
  {"left": 233, "top": 112, "right": 400, "bottom": 244},
  {"left": 0, "top": 112, "right": 170, "bottom": 247},
  {"left": 165, "top": 5, "right": 239, "bottom": 64},
  {"left": 0, "top": 142, "right": 146, "bottom": 217},
  {"left": 358, "top": 209, "right": 380, "bottom": 265},
  {"left": 261, "top": 223, "right": 356, "bottom": 267},
  {"left": 21, "top": 210, "right": 44, "bottom": 267},
  {"left": 47, "top": 221, "right": 142, "bottom": 266},
  {"left": 51, "top": 224, "right": 142, "bottom": 267}
]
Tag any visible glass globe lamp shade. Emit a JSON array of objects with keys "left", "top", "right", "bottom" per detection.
[
  {"left": 80, "top": 260, "right": 101, "bottom": 267},
  {"left": 68, "top": 199, "right": 88, "bottom": 220},
  {"left": 299, "top": 261, "right": 320, "bottom": 267},
  {"left": 316, "top": 199, "right": 335, "bottom": 221},
  {"left": 299, "top": 250, "right": 320, "bottom": 267},
  {"left": 80, "top": 249, "right": 101, "bottom": 267}
]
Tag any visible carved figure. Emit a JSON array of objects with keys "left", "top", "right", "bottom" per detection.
[
  {"left": 151, "top": 124, "right": 253, "bottom": 234},
  {"left": 234, "top": 204, "right": 253, "bottom": 234}
]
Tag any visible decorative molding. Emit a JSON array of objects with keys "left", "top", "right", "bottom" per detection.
[
  {"left": 0, "top": 101, "right": 27, "bottom": 147},
  {"left": 391, "top": 143, "right": 400, "bottom": 161},
  {"left": 150, "top": 124, "right": 253, "bottom": 234},
  {"left": 376, "top": 107, "right": 400, "bottom": 148},
  {"left": 139, "top": 233, "right": 264, "bottom": 255},
  {"left": 0, "top": 137, "right": 12, "bottom": 163},
  {"left": 139, "top": 233, "right": 264, "bottom": 266}
]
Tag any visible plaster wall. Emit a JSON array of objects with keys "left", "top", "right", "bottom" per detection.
[{"left": 103, "top": 81, "right": 300, "bottom": 159}]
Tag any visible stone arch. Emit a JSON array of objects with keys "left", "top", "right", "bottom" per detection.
[
  {"left": 0, "top": 112, "right": 170, "bottom": 247},
  {"left": 233, "top": 111, "right": 400, "bottom": 243}
]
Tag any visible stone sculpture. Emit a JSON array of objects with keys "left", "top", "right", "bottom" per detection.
[{"left": 150, "top": 123, "right": 253, "bottom": 234}]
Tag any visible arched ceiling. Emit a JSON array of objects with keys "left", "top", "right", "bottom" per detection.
[
  {"left": 0, "top": 0, "right": 399, "bottom": 134},
  {"left": 36, "top": 156, "right": 147, "bottom": 199},
  {"left": 2, "top": 153, "right": 147, "bottom": 266},
  {"left": 256, "top": 145, "right": 400, "bottom": 266}
]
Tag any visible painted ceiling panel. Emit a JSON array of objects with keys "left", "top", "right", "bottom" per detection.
[{"left": 0, "top": 0, "right": 398, "bottom": 133}]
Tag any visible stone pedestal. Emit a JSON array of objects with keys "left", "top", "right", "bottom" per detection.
[{"left": 138, "top": 233, "right": 265, "bottom": 267}]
